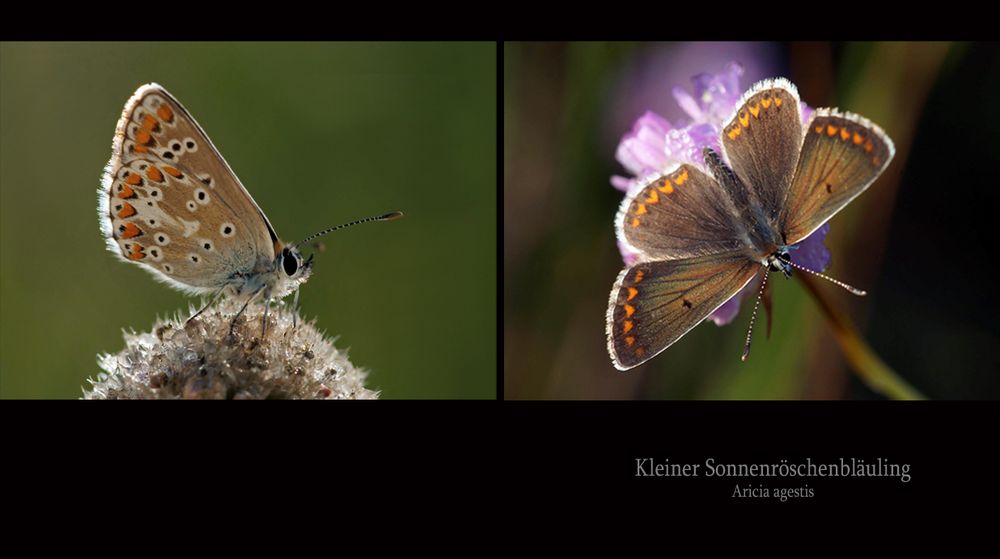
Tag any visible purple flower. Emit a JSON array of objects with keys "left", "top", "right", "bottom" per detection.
[
  {"left": 611, "top": 62, "right": 831, "bottom": 326},
  {"left": 614, "top": 111, "right": 671, "bottom": 177},
  {"left": 789, "top": 222, "right": 831, "bottom": 272},
  {"left": 671, "top": 62, "right": 745, "bottom": 125},
  {"left": 611, "top": 63, "right": 746, "bottom": 195}
]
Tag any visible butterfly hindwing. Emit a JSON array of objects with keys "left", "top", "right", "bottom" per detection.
[
  {"left": 617, "top": 163, "right": 748, "bottom": 261},
  {"left": 720, "top": 79, "right": 804, "bottom": 228},
  {"left": 606, "top": 253, "right": 761, "bottom": 370},
  {"left": 100, "top": 83, "right": 278, "bottom": 292},
  {"left": 780, "top": 109, "right": 895, "bottom": 245}
]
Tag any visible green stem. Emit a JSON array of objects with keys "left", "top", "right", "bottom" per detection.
[{"left": 797, "top": 273, "right": 926, "bottom": 400}]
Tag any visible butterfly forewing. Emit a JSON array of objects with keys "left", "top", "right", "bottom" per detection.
[
  {"left": 606, "top": 253, "right": 760, "bottom": 370},
  {"left": 720, "top": 79, "right": 803, "bottom": 228},
  {"left": 617, "top": 163, "right": 749, "bottom": 261},
  {"left": 780, "top": 110, "right": 895, "bottom": 245},
  {"left": 101, "top": 83, "right": 277, "bottom": 292}
]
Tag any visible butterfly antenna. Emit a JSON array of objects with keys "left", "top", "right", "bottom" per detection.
[
  {"left": 293, "top": 211, "right": 403, "bottom": 249},
  {"left": 787, "top": 260, "right": 867, "bottom": 296},
  {"left": 741, "top": 267, "right": 770, "bottom": 362}
]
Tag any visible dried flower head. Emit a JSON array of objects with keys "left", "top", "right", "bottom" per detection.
[{"left": 84, "top": 298, "right": 378, "bottom": 400}]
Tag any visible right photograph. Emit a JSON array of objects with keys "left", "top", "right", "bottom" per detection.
[{"left": 504, "top": 41, "right": 1000, "bottom": 399}]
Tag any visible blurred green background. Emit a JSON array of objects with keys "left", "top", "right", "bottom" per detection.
[
  {"left": 505, "top": 41, "right": 1000, "bottom": 399},
  {"left": 1, "top": 41, "right": 496, "bottom": 399}
]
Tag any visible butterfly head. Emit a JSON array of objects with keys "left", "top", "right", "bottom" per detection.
[
  {"left": 270, "top": 244, "right": 313, "bottom": 296},
  {"left": 766, "top": 248, "right": 793, "bottom": 279}
]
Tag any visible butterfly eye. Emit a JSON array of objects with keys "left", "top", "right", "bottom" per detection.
[{"left": 282, "top": 250, "right": 299, "bottom": 277}]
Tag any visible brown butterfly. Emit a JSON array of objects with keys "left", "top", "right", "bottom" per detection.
[
  {"left": 100, "top": 83, "right": 401, "bottom": 331},
  {"left": 607, "top": 78, "right": 894, "bottom": 370}
]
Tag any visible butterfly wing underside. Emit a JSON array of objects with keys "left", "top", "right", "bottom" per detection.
[
  {"left": 606, "top": 253, "right": 760, "bottom": 370},
  {"left": 99, "top": 83, "right": 278, "bottom": 293},
  {"left": 780, "top": 109, "right": 895, "bottom": 245}
]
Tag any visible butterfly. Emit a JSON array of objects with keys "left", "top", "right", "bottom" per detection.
[
  {"left": 99, "top": 83, "right": 401, "bottom": 332},
  {"left": 606, "top": 78, "right": 894, "bottom": 370}
]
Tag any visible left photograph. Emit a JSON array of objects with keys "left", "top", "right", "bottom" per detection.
[{"left": 0, "top": 42, "right": 497, "bottom": 399}]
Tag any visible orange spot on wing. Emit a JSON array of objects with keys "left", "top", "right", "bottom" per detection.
[
  {"left": 634, "top": 347, "right": 645, "bottom": 357},
  {"left": 157, "top": 104, "right": 174, "bottom": 123},
  {"left": 658, "top": 179, "right": 674, "bottom": 193},
  {"left": 761, "top": 98, "right": 772, "bottom": 109},
  {"left": 624, "top": 304, "right": 635, "bottom": 318},
  {"left": 120, "top": 222, "right": 142, "bottom": 239},
  {"left": 134, "top": 144, "right": 148, "bottom": 154},
  {"left": 675, "top": 169, "right": 689, "bottom": 185},
  {"left": 627, "top": 287, "right": 638, "bottom": 301},
  {"left": 625, "top": 336, "right": 635, "bottom": 347},
  {"left": 864, "top": 141, "right": 873, "bottom": 153},
  {"left": 774, "top": 97, "right": 782, "bottom": 107},
  {"left": 631, "top": 217, "right": 640, "bottom": 228},
  {"left": 634, "top": 203, "right": 647, "bottom": 215},
  {"left": 623, "top": 320, "right": 633, "bottom": 334},
  {"left": 136, "top": 129, "right": 152, "bottom": 145},
  {"left": 125, "top": 172, "right": 142, "bottom": 185},
  {"left": 142, "top": 114, "right": 158, "bottom": 131},
  {"left": 826, "top": 124, "right": 838, "bottom": 137},
  {"left": 840, "top": 128, "right": 851, "bottom": 141},
  {"left": 118, "top": 183, "right": 135, "bottom": 199},
  {"left": 146, "top": 166, "right": 164, "bottom": 182},
  {"left": 748, "top": 103, "right": 760, "bottom": 118},
  {"left": 739, "top": 111, "right": 750, "bottom": 128},
  {"left": 163, "top": 166, "right": 183, "bottom": 178},
  {"left": 727, "top": 126, "right": 741, "bottom": 140},
  {"left": 853, "top": 132, "right": 864, "bottom": 144},
  {"left": 814, "top": 125, "right": 824, "bottom": 134},
  {"left": 128, "top": 244, "right": 145, "bottom": 260},
  {"left": 117, "top": 202, "right": 136, "bottom": 218},
  {"left": 634, "top": 271, "right": 644, "bottom": 283},
  {"left": 644, "top": 189, "right": 659, "bottom": 204}
]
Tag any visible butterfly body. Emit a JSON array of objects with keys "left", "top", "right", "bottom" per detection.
[
  {"left": 700, "top": 146, "right": 786, "bottom": 262},
  {"left": 607, "top": 78, "right": 894, "bottom": 370}
]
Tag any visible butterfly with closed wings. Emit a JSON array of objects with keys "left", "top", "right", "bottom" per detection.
[{"left": 99, "top": 83, "right": 402, "bottom": 334}]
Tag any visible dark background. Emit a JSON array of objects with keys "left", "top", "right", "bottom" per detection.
[
  {"left": 505, "top": 41, "right": 1000, "bottom": 399},
  {"left": 1, "top": 42, "right": 496, "bottom": 398}
]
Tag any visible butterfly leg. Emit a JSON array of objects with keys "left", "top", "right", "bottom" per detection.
[
  {"left": 261, "top": 296, "right": 272, "bottom": 338},
  {"left": 229, "top": 285, "right": 266, "bottom": 337},
  {"left": 187, "top": 285, "right": 227, "bottom": 324},
  {"left": 291, "top": 288, "right": 301, "bottom": 329}
]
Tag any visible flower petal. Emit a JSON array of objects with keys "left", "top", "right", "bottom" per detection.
[
  {"left": 617, "top": 239, "right": 641, "bottom": 267},
  {"left": 707, "top": 287, "right": 746, "bottom": 326},
  {"left": 672, "top": 86, "right": 704, "bottom": 122},
  {"left": 610, "top": 175, "right": 633, "bottom": 192},
  {"left": 799, "top": 102, "right": 813, "bottom": 125},
  {"left": 790, "top": 222, "right": 832, "bottom": 272},
  {"left": 615, "top": 111, "right": 674, "bottom": 175}
]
